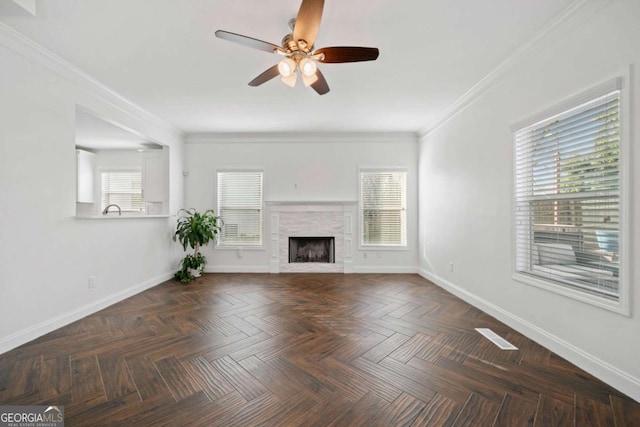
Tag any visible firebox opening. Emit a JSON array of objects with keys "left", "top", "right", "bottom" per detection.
[{"left": 289, "top": 237, "right": 335, "bottom": 263}]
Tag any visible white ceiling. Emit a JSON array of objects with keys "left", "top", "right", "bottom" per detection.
[{"left": 1, "top": 0, "right": 576, "bottom": 134}]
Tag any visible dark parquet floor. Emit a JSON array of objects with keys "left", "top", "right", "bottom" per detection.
[{"left": 1, "top": 273, "right": 639, "bottom": 426}]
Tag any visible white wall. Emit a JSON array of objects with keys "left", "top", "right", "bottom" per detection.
[
  {"left": 185, "top": 134, "right": 419, "bottom": 273},
  {"left": 419, "top": 0, "right": 640, "bottom": 401},
  {"left": 0, "top": 32, "right": 184, "bottom": 353}
]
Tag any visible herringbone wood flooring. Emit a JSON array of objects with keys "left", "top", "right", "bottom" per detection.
[{"left": 1, "top": 274, "right": 638, "bottom": 426}]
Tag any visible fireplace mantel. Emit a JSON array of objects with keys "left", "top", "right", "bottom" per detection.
[{"left": 267, "top": 201, "right": 356, "bottom": 273}]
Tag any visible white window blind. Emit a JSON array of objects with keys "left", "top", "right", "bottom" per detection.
[
  {"left": 217, "top": 171, "right": 263, "bottom": 246},
  {"left": 101, "top": 171, "right": 144, "bottom": 212},
  {"left": 514, "top": 88, "right": 621, "bottom": 300},
  {"left": 360, "top": 170, "right": 407, "bottom": 246}
]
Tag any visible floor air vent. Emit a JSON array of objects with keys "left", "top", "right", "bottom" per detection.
[{"left": 475, "top": 328, "right": 518, "bottom": 350}]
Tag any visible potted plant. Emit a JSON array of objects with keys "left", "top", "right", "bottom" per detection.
[{"left": 173, "top": 208, "right": 223, "bottom": 283}]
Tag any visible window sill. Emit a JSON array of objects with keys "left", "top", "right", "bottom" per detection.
[
  {"left": 512, "top": 272, "right": 629, "bottom": 316},
  {"left": 75, "top": 214, "right": 170, "bottom": 220},
  {"left": 215, "top": 245, "right": 265, "bottom": 251}
]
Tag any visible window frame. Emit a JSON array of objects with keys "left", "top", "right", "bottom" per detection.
[
  {"left": 358, "top": 167, "right": 408, "bottom": 250},
  {"left": 99, "top": 168, "right": 145, "bottom": 214},
  {"left": 215, "top": 168, "right": 264, "bottom": 249},
  {"left": 511, "top": 77, "right": 631, "bottom": 315}
]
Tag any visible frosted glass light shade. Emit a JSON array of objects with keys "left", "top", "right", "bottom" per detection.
[
  {"left": 281, "top": 71, "right": 297, "bottom": 87},
  {"left": 278, "top": 58, "right": 296, "bottom": 77},
  {"left": 299, "top": 58, "right": 317, "bottom": 77}
]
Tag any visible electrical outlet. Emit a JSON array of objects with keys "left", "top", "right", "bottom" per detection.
[
  {"left": 449, "top": 262, "right": 454, "bottom": 272},
  {"left": 88, "top": 276, "right": 97, "bottom": 289},
  {"left": 363, "top": 252, "right": 368, "bottom": 259}
]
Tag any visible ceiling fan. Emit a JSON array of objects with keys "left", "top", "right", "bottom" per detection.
[{"left": 215, "top": 0, "right": 379, "bottom": 95}]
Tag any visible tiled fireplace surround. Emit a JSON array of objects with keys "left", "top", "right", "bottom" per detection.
[{"left": 267, "top": 202, "right": 356, "bottom": 273}]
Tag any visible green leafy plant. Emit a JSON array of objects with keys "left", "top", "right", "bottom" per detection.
[
  {"left": 174, "top": 253, "right": 208, "bottom": 283},
  {"left": 185, "top": 253, "right": 207, "bottom": 271},
  {"left": 173, "top": 208, "right": 222, "bottom": 283},
  {"left": 174, "top": 268, "right": 194, "bottom": 284}
]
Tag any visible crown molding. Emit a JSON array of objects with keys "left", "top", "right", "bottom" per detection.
[
  {"left": 9, "top": 0, "right": 35, "bottom": 15},
  {"left": 186, "top": 131, "right": 419, "bottom": 144},
  {"left": 0, "top": 21, "right": 183, "bottom": 140},
  {"left": 417, "top": 0, "right": 611, "bottom": 139}
]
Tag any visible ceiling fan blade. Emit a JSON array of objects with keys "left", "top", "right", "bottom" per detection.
[
  {"left": 215, "top": 30, "right": 280, "bottom": 54},
  {"left": 316, "top": 47, "right": 379, "bottom": 63},
  {"left": 311, "top": 69, "right": 330, "bottom": 95},
  {"left": 293, "top": 0, "right": 324, "bottom": 48},
  {"left": 248, "top": 65, "right": 280, "bottom": 87}
]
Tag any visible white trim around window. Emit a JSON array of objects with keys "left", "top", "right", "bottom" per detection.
[
  {"left": 359, "top": 168, "right": 408, "bottom": 250},
  {"left": 511, "top": 74, "right": 631, "bottom": 315},
  {"left": 216, "top": 169, "right": 264, "bottom": 248}
]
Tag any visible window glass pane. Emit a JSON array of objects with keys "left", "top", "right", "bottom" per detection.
[
  {"left": 360, "top": 170, "right": 407, "bottom": 246},
  {"left": 514, "top": 90, "right": 621, "bottom": 300},
  {"left": 217, "top": 171, "right": 263, "bottom": 245},
  {"left": 101, "top": 171, "right": 144, "bottom": 212}
]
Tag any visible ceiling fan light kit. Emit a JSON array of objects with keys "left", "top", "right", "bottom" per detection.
[
  {"left": 299, "top": 58, "right": 317, "bottom": 77},
  {"left": 281, "top": 71, "right": 298, "bottom": 88},
  {"left": 278, "top": 58, "right": 297, "bottom": 77},
  {"left": 215, "top": 0, "right": 379, "bottom": 95}
]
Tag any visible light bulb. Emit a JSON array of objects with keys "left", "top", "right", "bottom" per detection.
[
  {"left": 299, "top": 58, "right": 317, "bottom": 77},
  {"left": 278, "top": 58, "right": 296, "bottom": 77}
]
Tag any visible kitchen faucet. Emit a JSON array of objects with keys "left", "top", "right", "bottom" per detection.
[{"left": 102, "top": 204, "right": 122, "bottom": 215}]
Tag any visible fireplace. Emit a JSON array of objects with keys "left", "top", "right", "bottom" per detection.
[
  {"left": 267, "top": 201, "right": 356, "bottom": 273},
  {"left": 289, "top": 237, "right": 335, "bottom": 263}
]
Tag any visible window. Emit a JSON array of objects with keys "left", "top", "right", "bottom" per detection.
[
  {"left": 360, "top": 169, "right": 407, "bottom": 247},
  {"left": 514, "top": 84, "right": 622, "bottom": 302},
  {"left": 217, "top": 170, "right": 263, "bottom": 246},
  {"left": 101, "top": 171, "right": 144, "bottom": 212}
]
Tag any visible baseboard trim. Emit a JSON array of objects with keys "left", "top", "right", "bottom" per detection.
[
  {"left": 0, "top": 271, "right": 174, "bottom": 355},
  {"left": 353, "top": 266, "right": 418, "bottom": 274},
  {"left": 204, "top": 265, "right": 418, "bottom": 274},
  {"left": 205, "top": 265, "right": 271, "bottom": 273},
  {"left": 417, "top": 268, "right": 640, "bottom": 403}
]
